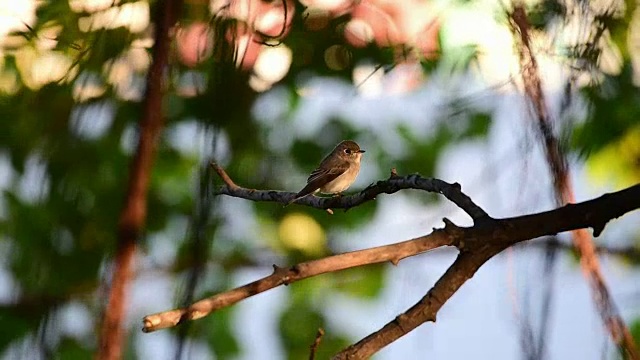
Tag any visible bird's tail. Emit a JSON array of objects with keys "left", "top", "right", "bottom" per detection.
[{"left": 285, "top": 185, "right": 317, "bottom": 206}]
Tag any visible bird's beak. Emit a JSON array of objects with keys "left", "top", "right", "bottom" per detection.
[{"left": 358, "top": 150, "right": 366, "bottom": 153}]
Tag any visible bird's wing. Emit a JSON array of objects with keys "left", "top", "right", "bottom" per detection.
[
  {"left": 289, "top": 163, "right": 349, "bottom": 203},
  {"left": 306, "top": 151, "right": 351, "bottom": 183}
]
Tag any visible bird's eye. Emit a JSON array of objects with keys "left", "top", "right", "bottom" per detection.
[{"left": 344, "top": 149, "right": 351, "bottom": 154}]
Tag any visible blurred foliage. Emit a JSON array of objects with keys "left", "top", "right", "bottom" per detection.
[
  {"left": 573, "top": 65, "right": 640, "bottom": 188},
  {"left": 527, "top": 0, "right": 566, "bottom": 29},
  {"left": 54, "top": 337, "right": 94, "bottom": 360},
  {"left": 631, "top": 319, "right": 640, "bottom": 354},
  {"left": 332, "top": 264, "right": 386, "bottom": 299},
  {"left": 514, "top": 0, "right": 640, "bottom": 189},
  {"left": 0, "top": 0, "right": 637, "bottom": 359},
  {"left": 279, "top": 292, "right": 350, "bottom": 360},
  {"left": 191, "top": 307, "right": 240, "bottom": 359},
  {"left": 574, "top": 65, "right": 640, "bottom": 156}
]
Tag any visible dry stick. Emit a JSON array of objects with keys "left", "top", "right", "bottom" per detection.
[
  {"left": 509, "top": 5, "right": 639, "bottom": 359},
  {"left": 309, "top": 328, "right": 326, "bottom": 360},
  {"left": 97, "top": 1, "right": 182, "bottom": 359},
  {"left": 143, "top": 229, "right": 457, "bottom": 332}
]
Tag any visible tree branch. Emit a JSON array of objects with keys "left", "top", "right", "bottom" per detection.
[
  {"left": 211, "top": 162, "right": 489, "bottom": 221},
  {"left": 333, "top": 183, "right": 640, "bottom": 359},
  {"left": 334, "top": 251, "right": 492, "bottom": 359},
  {"left": 142, "top": 178, "right": 640, "bottom": 354},
  {"left": 98, "top": 1, "right": 182, "bottom": 359},
  {"left": 142, "top": 227, "right": 458, "bottom": 332}
]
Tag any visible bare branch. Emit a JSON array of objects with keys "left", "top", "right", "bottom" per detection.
[
  {"left": 211, "top": 161, "right": 239, "bottom": 190},
  {"left": 332, "top": 184, "right": 640, "bottom": 359},
  {"left": 334, "top": 251, "right": 491, "bottom": 359},
  {"left": 210, "top": 162, "right": 489, "bottom": 222},
  {"left": 142, "top": 184, "right": 640, "bottom": 341},
  {"left": 142, "top": 227, "right": 458, "bottom": 332}
]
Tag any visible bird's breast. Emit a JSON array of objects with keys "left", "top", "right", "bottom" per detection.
[{"left": 319, "top": 165, "right": 359, "bottom": 194}]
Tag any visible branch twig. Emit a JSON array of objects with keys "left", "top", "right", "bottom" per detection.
[
  {"left": 309, "top": 328, "right": 325, "bottom": 360},
  {"left": 211, "top": 162, "right": 489, "bottom": 221}
]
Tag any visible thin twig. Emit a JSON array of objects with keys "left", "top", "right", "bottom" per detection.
[
  {"left": 309, "top": 328, "right": 325, "bottom": 360},
  {"left": 211, "top": 161, "right": 239, "bottom": 189}
]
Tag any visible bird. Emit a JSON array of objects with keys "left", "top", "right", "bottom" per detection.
[{"left": 288, "top": 140, "right": 365, "bottom": 205}]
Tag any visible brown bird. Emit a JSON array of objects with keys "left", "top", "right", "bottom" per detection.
[{"left": 289, "top": 140, "right": 365, "bottom": 204}]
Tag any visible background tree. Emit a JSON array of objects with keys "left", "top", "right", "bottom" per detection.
[{"left": 0, "top": 0, "right": 638, "bottom": 359}]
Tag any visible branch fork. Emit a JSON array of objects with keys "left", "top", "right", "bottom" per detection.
[{"left": 142, "top": 163, "right": 640, "bottom": 359}]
